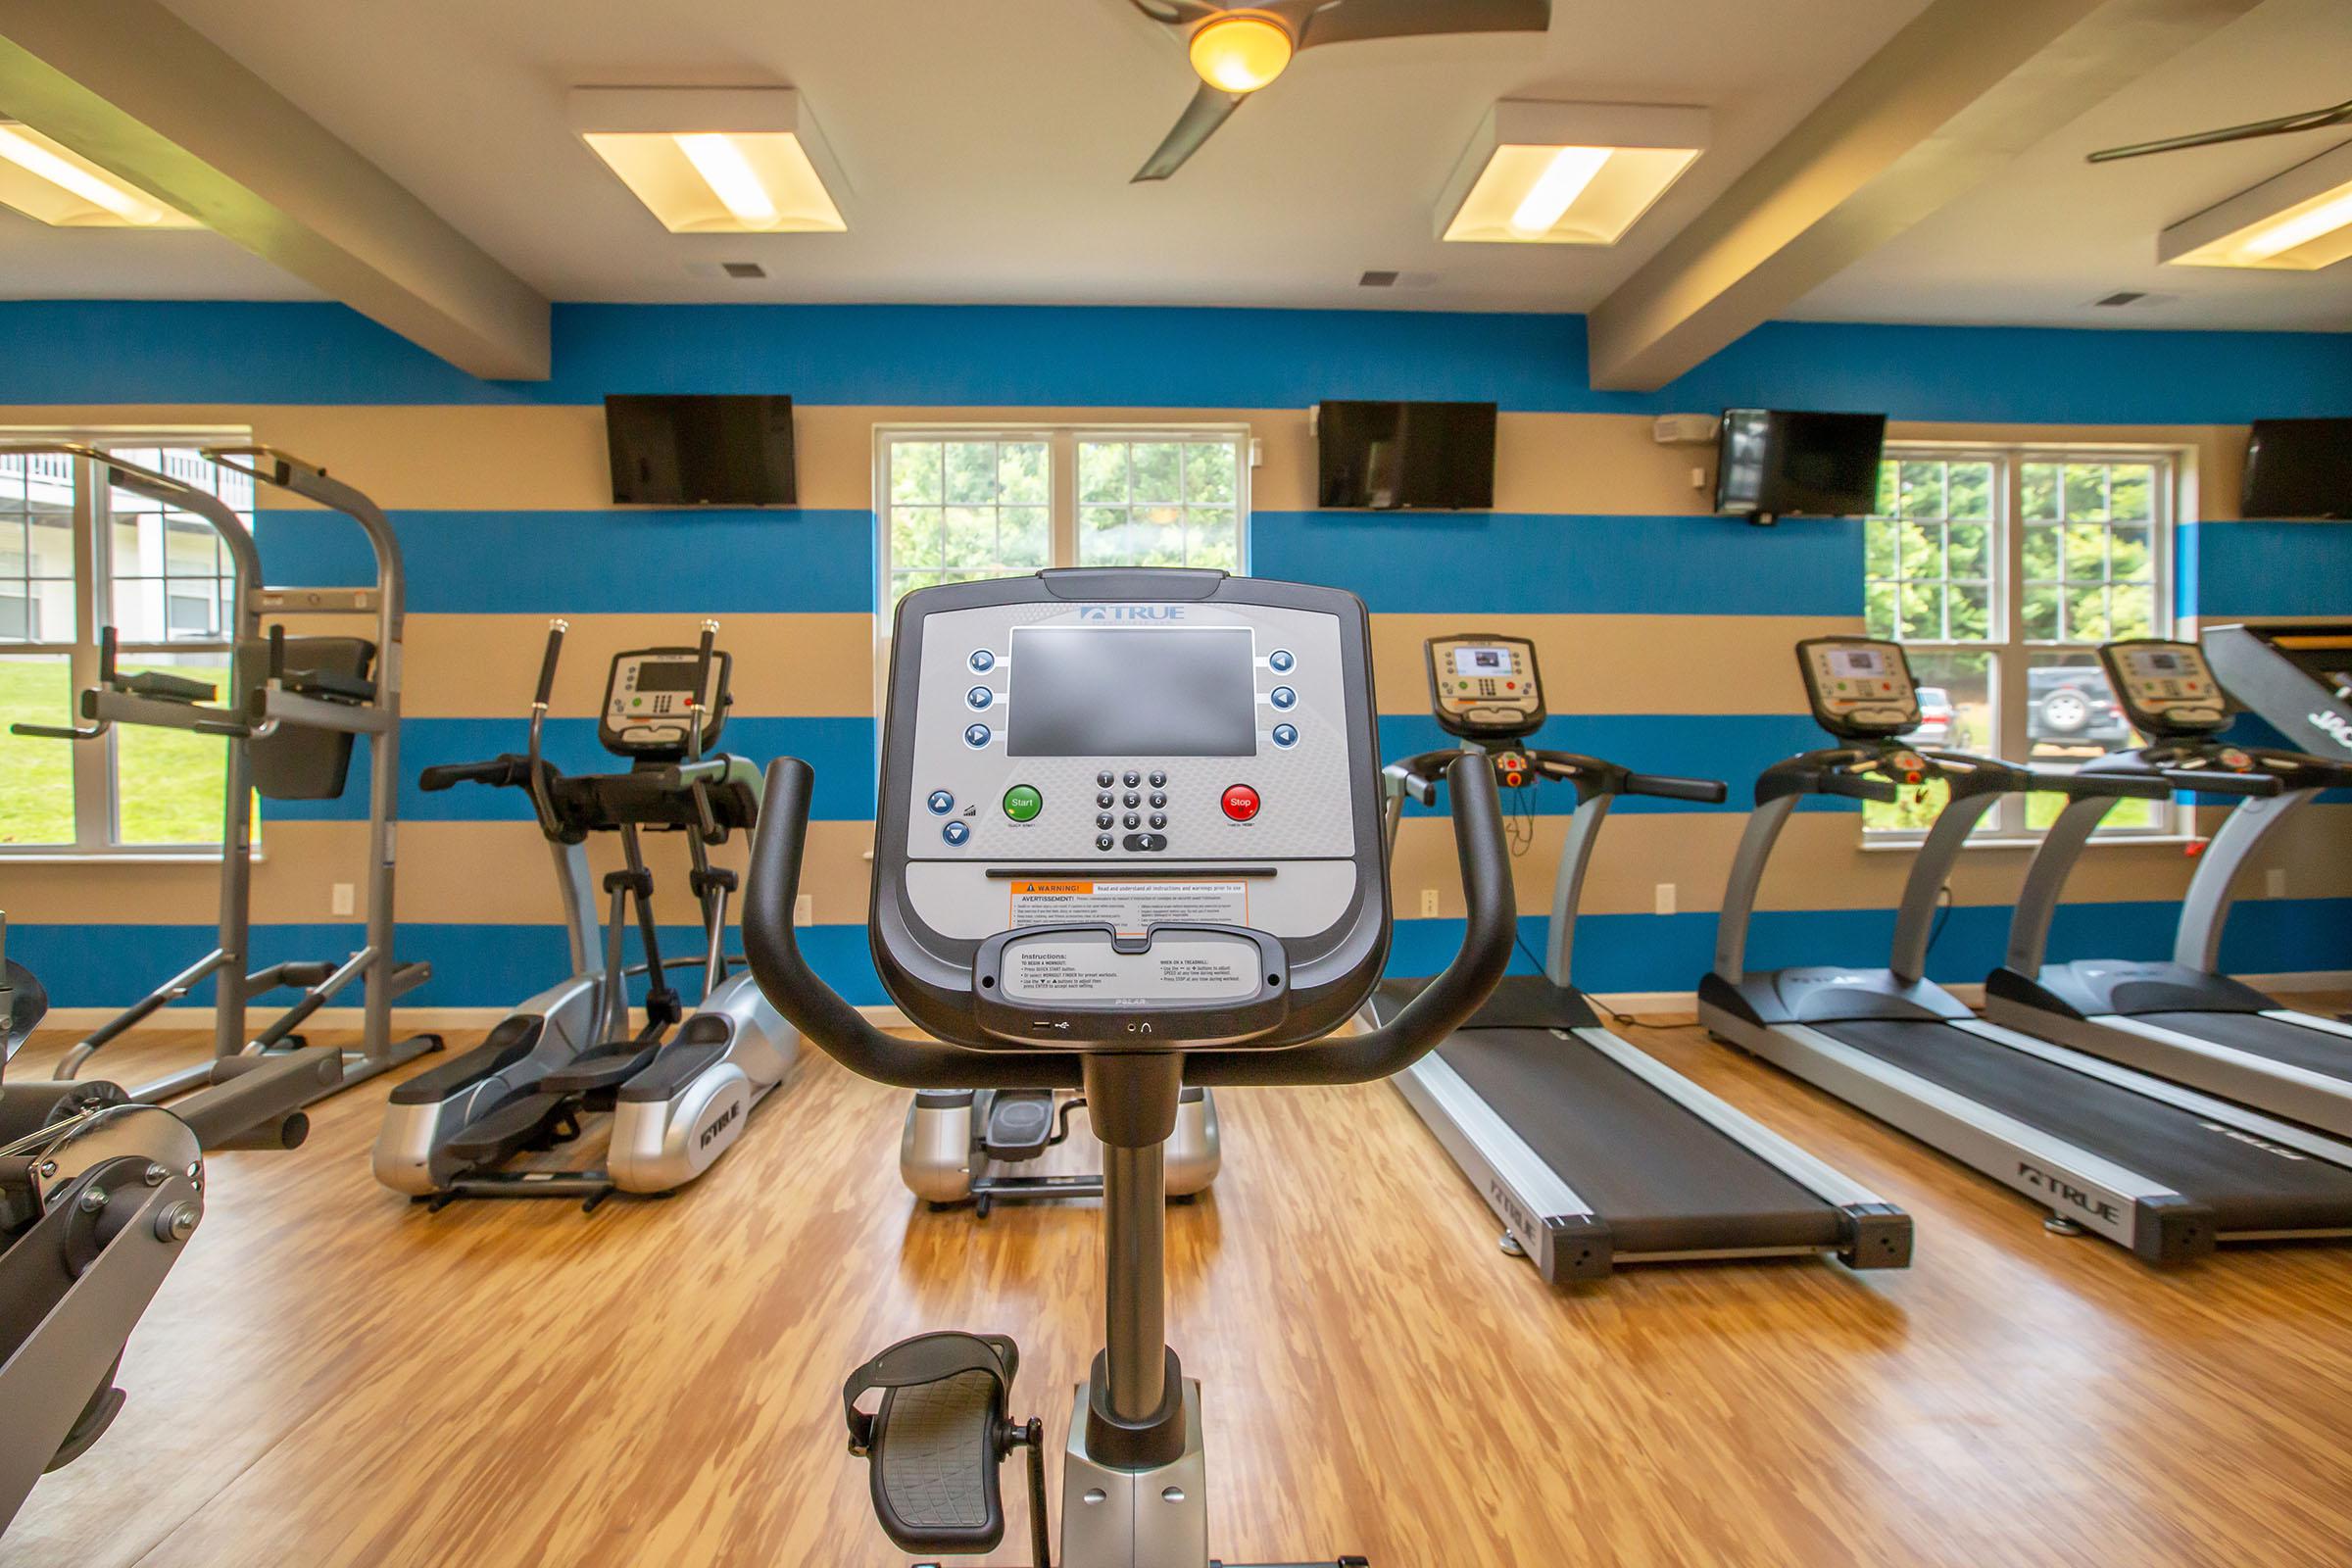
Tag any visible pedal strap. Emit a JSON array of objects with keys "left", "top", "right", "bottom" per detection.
[{"left": 842, "top": 1331, "right": 1017, "bottom": 1452}]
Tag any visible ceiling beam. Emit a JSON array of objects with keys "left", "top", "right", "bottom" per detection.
[
  {"left": 1586, "top": 0, "right": 2262, "bottom": 392},
  {"left": 0, "top": 0, "right": 549, "bottom": 379}
]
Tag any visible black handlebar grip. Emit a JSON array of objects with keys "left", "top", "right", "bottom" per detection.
[
  {"left": 1194, "top": 753, "right": 1515, "bottom": 1088},
  {"left": 2162, "top": 767, "right": 2281, "bottom": 799},
  {"left": 1822, "top": 770, "right": 1902, "bottom": 804},
  {"left": 1626, "top": 772, "right": 1729, "bottom": 805},
  {"left": 741, "top": 760, "right": 1079, "bottom": 1090},
  {"left": 532, "top": 620, "right": 567, "bottom": 708},
  {"left": 418, "top": 755, "right": 525, "bottom": 792},
  {"left": 2046, "top": 770, "right": 2173, "bottom": 801}
]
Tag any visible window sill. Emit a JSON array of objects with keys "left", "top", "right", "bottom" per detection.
[
  {"left": 0, "top": 849, "right": 266, "bottom": 866},
  {"left": 1859, "top": 834, "right": 2196, "bottom": 854}
]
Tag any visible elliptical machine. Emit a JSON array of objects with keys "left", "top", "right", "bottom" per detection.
[
  {"left": 372, "top": 620, "right": 796, "bottom": 1209},
  {"left": 743, "top": 568, "right": 1512, "bottom": 1566},
  {"left": 0, "top": 915, "right": 206, "bottom": 1537}
]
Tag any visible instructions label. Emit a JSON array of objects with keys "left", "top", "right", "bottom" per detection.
[
  {"left": 999, "top": 933, "right": 1262, "bottom": 1006},
  {"left": 1006, "top": 879, "right": 1248, "bottom": 937}
]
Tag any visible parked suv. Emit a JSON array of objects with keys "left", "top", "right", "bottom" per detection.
[{"left": 2028, "top": 664, "right": 2132, "bottom": 750}]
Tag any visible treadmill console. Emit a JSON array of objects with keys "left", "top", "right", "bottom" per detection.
[
  {"left": 602, "top": 647, "right": 730, "bottom": 760},
  {"left": 876, "top": 569, "right": 1389, "bottom": 1052},
  {"left": 1795, "top": 637, "right": 1921, "bottom": 739},
  {"left": 2097, "top": 640, "right": 2228, "bottom": 739},
  {"left": 1424, "top": 634, "right": 1544, "bottom": 741}
]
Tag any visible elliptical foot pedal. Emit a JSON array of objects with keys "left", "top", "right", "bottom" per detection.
[
  {"left": 980, "top": 1089, "right": 1056, "bottom": 1160},
  {"left": 844, "top": 1332, "right": 1039, "bottom": 1557},
  {"left": 440, "top": 1092, "right": 575, "bottom": 1167}
]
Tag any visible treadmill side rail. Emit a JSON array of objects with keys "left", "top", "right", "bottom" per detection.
[{"left": 1705, "top": 1007, "right": 2216, "bottom": 1263}]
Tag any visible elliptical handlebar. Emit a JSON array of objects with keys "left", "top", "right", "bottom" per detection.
[
  {"left": 744, "top": 753, "right": 1516, "bottom": 1092},
  {"left": 418, "top": 754, "right": 534, "bottom": 793},
  {"left": 2159, "top": 766, "right": 2282, "bottom": 799},
  {"left": 523, "top": 618, "right": 568, "bottom": 842}
]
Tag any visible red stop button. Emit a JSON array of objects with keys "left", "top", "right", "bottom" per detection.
[{"left": 1221, "top": 784, "right": 1260, "bottom": 821}]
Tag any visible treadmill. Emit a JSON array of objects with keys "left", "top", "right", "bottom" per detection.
[
  {"left": 1364, "top": 632, "right": 1913, "bottom": 1284},
  {"left": 1984, "top": 637, "right": 2352, "bottom": 1136},
  {"left": 1700, "top": 635, "right": 2352, "bottom": 1265}
]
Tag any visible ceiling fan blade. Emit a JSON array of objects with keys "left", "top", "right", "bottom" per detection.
[
  {"left": 1122, "top": 0, "right": 1229, "bottom": 26},
  {"left": 1132, "top": 82, "right": 1248, "bottom": 182},
  {"left": 2087, "top": 97, "right": 2352, "bottom": 164},
  {"left": 1295, "top": 0, "right": 1550, "bottom": 50}
]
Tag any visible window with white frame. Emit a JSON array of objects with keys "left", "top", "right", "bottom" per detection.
[
  {"left": 879, "top": 427, "right": 1249, "bottom": 609},
  {"left": 1863, "top": 447, "right": 2178, "bottom": 840},
  {"left": 0, "top": 437, "right": 254, "bottom": 853}
]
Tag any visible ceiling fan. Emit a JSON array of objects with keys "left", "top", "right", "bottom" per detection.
[
  {"left": 2087, "top": 96, "right": 2352, "bottom": 163},
  {"left": 1124, "top": 0, "right": 1553, "bottom": 182}
]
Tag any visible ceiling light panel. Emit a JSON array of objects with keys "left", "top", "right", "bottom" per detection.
[
  {"left": 1437, "top": 102, "right": 1707, "bottom": 246},
  {"left": 2161, "top": 138, "right": 2352, "bottom": 271},
  {"left": 571, "top": 87, "right": 847, "bottom": 234},
  {"left": 0, "top": 122, "right": 199, "bottom": 228}
]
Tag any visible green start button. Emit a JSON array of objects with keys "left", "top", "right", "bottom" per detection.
[{"left": 1002, "top": 784, "right": 1043, "bottom": 822}]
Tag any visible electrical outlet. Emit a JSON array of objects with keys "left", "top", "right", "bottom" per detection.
[
  {"left": 1654, "top": 882, "right": 1677, "bottom": 916},
  {"left": 1690, "top": 465, "right": 1707, "bottom": 490},
  {"left": 1419, "top": 888, "right": 1439, "bottom": 917},
  {"left": 2266, "top": 867, "right": 2287, "bottom": 899},
  {"left": 330, "top": 882, "right": 355, "bottom": 916},
  {"left": 795, "top": 893, "right": 814, "bottom": 927}
]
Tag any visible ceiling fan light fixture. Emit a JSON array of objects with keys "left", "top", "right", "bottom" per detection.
[
  {"left": 1189, "top": 14, "right": 1294, "bottom": 94},
  {"left": 1437, "top": 102, "right": 1707, "bottom": 246}
]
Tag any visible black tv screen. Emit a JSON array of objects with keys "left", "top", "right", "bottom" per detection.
[
  {"left": 605, "top": 394, "right": 796, "bottom": 506},
  {"left": 1714, "top": 410, "right": 1887, "bottom": 521},
  {"left": 2242, "top": 418, "right": 2352, "bottom": 519},
  {"left": 1315, "top": 400, "right": 1496, "bottom": 510}
]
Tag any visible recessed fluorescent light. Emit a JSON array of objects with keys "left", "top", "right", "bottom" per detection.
[
  {"left": 674, "top": 134, "right": 779, "bottom": 225},
  {"left": 0, "top": 122, "right": 198, "bottom": 228},
  {"left": 1437, "top": 102, "right": 1708, "bottom": 246},
  {"left": 571, "top": 87, "right": 847, "bottom": 234},
  {"left": 2161, "top": 138, "right": 2352, "bottom": 271}
]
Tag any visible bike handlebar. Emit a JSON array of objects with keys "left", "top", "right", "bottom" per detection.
[{"left": 744, "top": 753, "right": 1515, "bottom": 1090}]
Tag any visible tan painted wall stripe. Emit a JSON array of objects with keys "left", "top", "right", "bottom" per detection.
[
  {"left": 0, "top": 407, "right": 2256, "bottom": 520},
  {"left": 14, "top": 806, "right": 2349, "bottom": 928},
  {"left": 1370, "top": 612, "right": 1859, "bottom": 715},
  {"left": 401, "top": 612, "right": 874, "bottom": 718},
  {"left": 391, "top": 610, "right": 1851, "bottom": 719},
  {"left": 1390, "top": 803, "right": 2352, "bottom": 919}
]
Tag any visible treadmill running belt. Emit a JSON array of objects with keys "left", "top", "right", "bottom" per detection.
[
  {"left": 1436, "top": 1029, "right": 1846, "bottom": 1255},
  {"left": 1820, "top": 1020, "right": 2352, "bottom": 1232},
  {"left": 2132, "top": 1010, "right": 2352, "bottom": 1083}
]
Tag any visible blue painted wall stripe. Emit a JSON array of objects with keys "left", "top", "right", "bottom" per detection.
[
  {"left": 257, "top": 508, "right": 874, "bottom": 613},
  {"left": 23, "top": 898, "right": 2345, "bottom": 1011},
  {"left": 268, "top": 716, "right": 876, "bottom": 822},
  {"left": 2182, "top": 519, "right": 2352, "bottom": 620},
  {"left": 4, "top": 302, "right": 2350, "bottom": 421},
  {"left": 12, "top": 921, "right": 888, "bottom": 1010},
  {"left": 1254, "top": 511, "right": 1863, "bottom": 616}
]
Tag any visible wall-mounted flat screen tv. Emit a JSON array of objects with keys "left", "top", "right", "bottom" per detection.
[
  {"left": 1315, "top": 400, "right": 1496, "bottom": 510},
  {"left": 1714, "top": 410, "right": 1887, "bottom": 525},
  {"left": 605, "top": 394, "right": 797, "bottom": 506},
  {"left": 2242, "top": 418, "right": 2352, "bottom": 519}
]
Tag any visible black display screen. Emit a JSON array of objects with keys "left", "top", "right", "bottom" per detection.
[
  {"left": 1315, "top": 400, "right": 1496, "bottom": 510},
  {"left": 635, "top": 661, "right": 702, "bottom": 692},
  {"left": 2242, "top": 418, "right": 2352, "bottom": 519},
  {"left": 605, "top": 394, "right": 797, "bottom": 506},
  {"left": 1716, "top": 410, "right": 1887, "bottom": 519},
  {"left": 1007, "top": 626, "right": 1256, "bottom": 757}
]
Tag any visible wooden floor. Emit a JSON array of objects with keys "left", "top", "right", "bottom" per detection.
[{"left": 9, "top": 1001, "right": 2352, "bottom": 1567}]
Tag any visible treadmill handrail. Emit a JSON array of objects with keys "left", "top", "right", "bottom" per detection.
[{"left": 744, "top": 755, "right": 1515, "bottom": 1091}]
